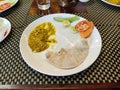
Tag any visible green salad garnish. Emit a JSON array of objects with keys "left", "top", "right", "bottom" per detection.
[{"left": 53, "top": 15, "right": 80, "bottom": 23}]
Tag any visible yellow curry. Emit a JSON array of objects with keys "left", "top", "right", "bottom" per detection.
[
  {"left": 28, "top": 22, "right": 56, "bottom": 52},
  {"left": 105, "top": 0, "right": 120, "bottom": 5}
]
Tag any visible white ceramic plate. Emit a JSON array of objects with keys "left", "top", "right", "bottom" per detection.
[
  {"left": 20, "top": 14, "right": 102, "bottom": 76},
  {"left": 0, "top": 17, "right": 11, "bottom": 42},
  {"left": 0, "top": 0, "right": 18, "bottom": 13},
  {"left": 101, "top": 0, "right": 120, "bottom": 7}
]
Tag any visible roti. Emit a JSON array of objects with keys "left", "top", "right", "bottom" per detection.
[{"left": 46, "top": 40, "right": 89, "bottom": 69}]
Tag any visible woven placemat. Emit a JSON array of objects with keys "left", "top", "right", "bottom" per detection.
[
  {"left": 24, "top": 0, "right": 120, "bottom": 26},
  {"left": 0, "top": 0, "right": 32, "bottom": 28},
  {"left": 0, "top": 0, "right": 120, "bottom": 85},
  {"left": 76, "top": 0, "right": 120, "bottom": 26},
  {"left": 0, "top": 23, "right": 119, "bottom": 85}
]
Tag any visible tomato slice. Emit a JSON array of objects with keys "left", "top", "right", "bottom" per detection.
[
  {"left": 4, "top": 31, "right": 7, "bottom": 37},
  {"left": 0, "top": 3, "right": 11, "bottom": 10},
  {"left": 80, "top": 21, "right": 94, "bottom": 38},
  {"left": 75, "top": 20, "right": 90, "bottom": 32}
]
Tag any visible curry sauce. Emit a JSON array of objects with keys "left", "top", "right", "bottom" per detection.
[
  {"left": 105, "top": 0, "right": 120, "bottom": 5},
  {"left": 28, "top": 22, "right": 56, "bottom": 52}
]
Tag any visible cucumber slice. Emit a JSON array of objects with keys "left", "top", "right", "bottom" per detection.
[
  {"left": 70, "top": 26, "right": 78, "bottom": 33},
  {"left": 53, "top": 16, "right": 80, "bottom": 22},
  {"left": 10, "top": 0, "right": 15, "bottom": 5},
  {"left": 67, "top": 16, "right": 80, "bottom": 22},
  {"left": 53, "top": 17, "right": 66, "bottom": 22}
]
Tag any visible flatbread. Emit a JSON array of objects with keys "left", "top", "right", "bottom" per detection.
[{"left": 46, "top": 40, "right": 89, "bottom": 69}]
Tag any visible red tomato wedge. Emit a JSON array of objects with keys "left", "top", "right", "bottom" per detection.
[
  {"left": 80, "top": 21, "right": 94, "bottom": 38},
  {"left": 75, "top": 20, "right": 94, "bottom": 38},
  {"left": 4, "top": 31, "right": 7, "bottom": 37},
  {"left": 75, "top": 20, "right": 91, "bottom": 32},
  {"left": 0, "top": 3, "right": 11, "bottom": 10}
]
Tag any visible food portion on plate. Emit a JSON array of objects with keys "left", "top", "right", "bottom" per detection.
[
  {"left": 105, "top": 0, "right": 120, "bottom": 5},
  {"left": 27, "top": 15, "right": 95, "bottom": 69},
  {"left": 46, "top": 40, "right": 89, "bottom": 69},
  {"left": 0, "top": 17, "right": 11, "bottom": 42},
  {"left": 0, "top": 25, "right": 8, "bottom": 42},
  {"left": 20, "top": 14, "right": 102, "bottom": 76},
  {"left": 0, "top": 0, "right": 11, "bottom": 11},
  {"left": 75, "top": 20, "right": 94, "bottom": 38},
  {"left": 53, "top": 15, "right": 80, "bottom": 23},
  {"left": 28, "top": 22, "right": 57, "bottom": 52},
  {"left": 53, "top": 15, "right": 80, "bottom": 26},
  {"left": 44, "top": 16, "right": 94, "bottom": 69},
  {"left": 54, "top": 16, "right": 94, "bottom": 38},
  {"left": 0, "top": 0, "right": 18, "bottom": 12},
  {"left": 102, "top": 0, "right": 120, "bottom": 7}
]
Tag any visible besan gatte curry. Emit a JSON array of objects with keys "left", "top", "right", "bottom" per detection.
[{"left": 28, "top": 22, "right": 56, "bottom": 52}]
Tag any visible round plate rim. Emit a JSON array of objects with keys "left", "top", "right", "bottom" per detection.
[
  {"left": 0, "top": 17, "right": 11, "bottom": 42},
  {"left": 20, "top": 13, "right": 102, "bottom": 76},
  {"left": 0, "top": 0, "right": 19, "bottom": 13}
]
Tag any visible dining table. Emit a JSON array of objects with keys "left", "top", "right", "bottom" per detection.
[{"left": 0, "top": 0, "right": 120, "bottom": 89}]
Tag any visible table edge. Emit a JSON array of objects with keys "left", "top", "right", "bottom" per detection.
[{"left": 0, "top": 83, "right": 120, "bottom": 89}]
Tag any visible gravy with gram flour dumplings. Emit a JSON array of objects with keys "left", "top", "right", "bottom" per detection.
[{"left": 28, "top": 22, "right": 57, "bottom": 52}]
